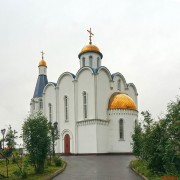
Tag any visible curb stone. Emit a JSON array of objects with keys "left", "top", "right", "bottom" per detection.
[
  {"left": 129, "top": 165, "right": 148, "bottom": 180},
  {"left": 46, "top": 161, "right": 67, "bottom": 180}
]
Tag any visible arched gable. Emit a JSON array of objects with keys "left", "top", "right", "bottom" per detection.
[
  {"left": 57, "top": 72, "right": 75, "bottom": 87},
  {"left": 127, "top": 83, "right": 138, "bottom": 95},
  {"left": 43, "top": 82, "right": 56, "bottom": 94},
  {"left": 97, "top": 66, "right": 112, "bottom": 81},
  {"left": 75, "top": 66, "right": 95, "bottom": 80},
  {"left": 61, "top": 129, "right": 73, "bottom": 139},
  {"left": 111, "top": 72, "right": 128, "bottom": 89}
]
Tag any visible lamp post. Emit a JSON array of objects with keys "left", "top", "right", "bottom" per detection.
[{"left": 1, "top": 128, "right": 6, "bottom": 150}]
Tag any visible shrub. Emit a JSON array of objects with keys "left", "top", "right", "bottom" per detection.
[
  {"left": 13, "top": 168, "right": 27, "bottom": 179},
  {"left": 12, "top": 151, "right": 20, "bottom": 163},
  {"left": 53, "top": 156, "right": 62, "bottom": 166},
  {"left": 2, "top": 146, "right": 13, "bottom": 158}
]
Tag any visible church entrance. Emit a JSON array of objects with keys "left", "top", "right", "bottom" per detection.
[{"left": 64, "top": 134, "right": 70, "bottom": 154}]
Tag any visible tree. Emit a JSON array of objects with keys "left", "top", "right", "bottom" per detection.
[
  {"left": 131, "top": 121, "right": 143, "bottom": 158},
  {"left": 131, "top": 96, "right": 180, "bottom": 175},
  {"left": 5, "top": 125, "right": 18, "bottom": 148},
  {"left": 3, "top": 125, "right": 18, "bottom": 157},
  {"left": 163, "top": 96, "right": 180, "bottom": 174},
  {"left": 48, "top": 121, "right": 59, "bottom": 157},
  {"left": 22, "top": 113, "right": 50, "bottom": 173}
]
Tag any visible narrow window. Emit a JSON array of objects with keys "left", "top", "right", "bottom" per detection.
[
  {"left": 89, "top": 56, "right": 92, "bottom": 67},
  {"left": 83, "top": 91, "right": 87, "bottom": 119},
  {"left": 82, "top": 57, "right": 85, "bottom": 66},
  {"left": 135, "top": 119, "right": 138, "bottom": 125},
  {"left": 49, "top": 103, "right": 52, "bottom": 122},
  {"left": 39, "top": 99, "right": 43, "bottom": 109},
  {"left": 118, "top": 79, "right": 121, "bottom": 90},
  {"left": 119, "top": 119, "right": 124, "bottom": 139},
  {"left": 33, "top": 101, "right": 35, "bottom": 110},
  {"left": 64, "top": 96, "right": 68, "bottom": 122},
  {"left": 97, "top": 57, "right": 100, "bottom": 67}
]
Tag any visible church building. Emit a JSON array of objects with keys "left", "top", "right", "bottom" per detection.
[{"left": 30, "top": 29, "right": 138, "bottom": 154}]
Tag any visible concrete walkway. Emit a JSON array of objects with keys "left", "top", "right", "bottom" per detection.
[{"left": 53, "top": 155, "right": 142, "bottom": 180}]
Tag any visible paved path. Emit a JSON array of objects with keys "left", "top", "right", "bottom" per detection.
[{"left": 53, "top": 155, "right": 142, "bottom": 180}]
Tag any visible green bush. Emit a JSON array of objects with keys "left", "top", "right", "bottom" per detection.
[
  {"left": 2, "top": 146, "right": 13, "bottom": 158},
  {"left": 12, "top": 151, "right": 20, "bottom": 163},
  {"left": 13, "top": 168, "right": 27, "bottom": 179},
  {"left": 53, "top": 156, "right": 62, "bottom": 166},
  {"left": 131, "top": 97, "right": 180, "bottom": 176}
]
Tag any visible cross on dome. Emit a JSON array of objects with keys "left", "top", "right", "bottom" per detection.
[
  {"left": 41, "top": 51, "right": 45, "bottom": 60},
  {"left": 87, "top": 28, "right": 94, "bottom": 44}
]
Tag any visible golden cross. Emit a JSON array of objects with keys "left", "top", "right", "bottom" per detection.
[
  {"left": 40, "top": 51, "right": 45, "bottom": 60},
  {"left": 87, "top": 28, "right": 94, "bottom": 44}
]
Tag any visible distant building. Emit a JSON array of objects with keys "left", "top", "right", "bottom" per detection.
[{"left": 30, "top": 30, "right": 138, "bottom": 154}]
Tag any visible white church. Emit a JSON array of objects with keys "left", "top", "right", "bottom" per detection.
[{"left": 30, "top": 29, "right": 138, "bottom": 154}]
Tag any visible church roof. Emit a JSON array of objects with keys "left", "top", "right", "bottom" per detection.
[
  {"left": 108, "top": 93, "right": 137, "bottom": 111},
  {"left": 33, "top": 75, "right": 48, "bottom": 98}
]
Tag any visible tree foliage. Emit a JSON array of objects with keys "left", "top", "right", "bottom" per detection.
[
  {"left": 22, "top": 113, "right": 50, "bottom": 173},
  {"left": 5, "top": 125, "right": 18, "bottom": 148},
  {"left": 48, "top": 121, "right": 59, "bottom": 157},
  {"left": 3, "top": 125, "right": 18, "bottom": 157},
  {"left": 132, "top": 96, "right": 180, "bottom": 175}
]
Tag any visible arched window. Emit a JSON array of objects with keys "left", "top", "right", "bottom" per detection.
[
  {"left": 39, "top": 99, "right": 43, "bottom": 109},
  {"left": 64, "top": 96, "right": 68, "bottom": 122},
  {"left": 33, "top": 100, "right": 35, "bottom": 110},
  {"left": 118, "top": 79, "right": 121, "bottom": 90},
  {"left": 83, "top": 91, "right": 88, "bottom": 119},
  {"left": 135, "top": 119, "right": 138, "bottom": 125},
  {"left": 89, "top": 56, "right": 92, "bottom": 67},
  {"left": 48, "top": 103, "right": 52, "bottom": 122},
  {"left": 119, "top": 119, "right": 124, "bottom": 139},
  {"left": 97, "top": 57, "right": 100, "bottom": 67},
  {"left": 82, "top": 57, "right": 85, "bottom": 66}
]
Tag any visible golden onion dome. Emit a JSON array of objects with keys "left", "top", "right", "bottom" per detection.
[
  {"left": 78, "top": 44, "right": 103, "bottom": 59},
  {"left": 108, "top": 93, "right": 137, "bottom": 111},
  {"left": 38, "top": 59, "right": 47, "bottom": 67}
]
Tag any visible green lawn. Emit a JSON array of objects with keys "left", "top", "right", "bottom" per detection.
[{"left": 0, "top": 158, "right": 65, "bottom": 180}]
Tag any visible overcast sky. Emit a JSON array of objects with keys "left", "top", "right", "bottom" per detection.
[{"left": 0, "top": 0, "right": 180, "bottom": 142}]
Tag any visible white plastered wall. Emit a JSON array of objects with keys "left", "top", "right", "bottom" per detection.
[
  {"left": 96, "top": 124, "right": 109, "bottom": 153},
  {"left": 108, "top": 109, "right": 138, "bottom": 152},
  {"left": 112, "top": 75, "right": 126, "bottom": 93},
  {"left": 77, "top": 124, "right": 97, "bottom": 153},
  {"left": 96, "top": 69, "right": 111, "bottom": 120},
  {"left": 57, "top": 75, "right": 75, "bottom": 153},
  {"left": 126, "top": 84, "right": 138, "bottom": 106},
  {"left": 43, "top": 84, "right": 56, "bottom": 122},
  {"left": 77, "top": 69, "right": 95, "bottom": 120}
]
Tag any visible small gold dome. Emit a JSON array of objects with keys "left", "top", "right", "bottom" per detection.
[
  {"left": 78, "top": 44, "right": 103, "bottom": 58},
  {"left": 38, "top": 59, "right": 47, "bottom": 67},
  {"left": 81, "top": 44, "right": 100, "bottom": 53},
  {"left": 108, "top": 93, "right": 137, "bottom": 111}
]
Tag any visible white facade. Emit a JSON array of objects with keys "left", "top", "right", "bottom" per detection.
[{"left": 30, "top": 41, "right": 138, "bottom": 154}]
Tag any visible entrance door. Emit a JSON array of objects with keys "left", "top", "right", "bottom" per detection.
[{"left": 64, "top": 134, "right": 70, "bottom": 154}]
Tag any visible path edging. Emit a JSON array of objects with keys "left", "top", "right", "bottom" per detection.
[
  {"left": 46, "top": 161, "right": 67, "bottom": 180},
  {"left": 129, "top": 165, "right": 148, "bottom": 180}
]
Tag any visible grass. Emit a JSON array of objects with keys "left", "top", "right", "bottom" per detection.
[
  {"left": 0, "top": 157, "right": 65, "bottom": 180},
  {"left": 130, "top": 160, "right": 180, "bottom": 180}
]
